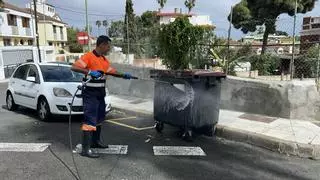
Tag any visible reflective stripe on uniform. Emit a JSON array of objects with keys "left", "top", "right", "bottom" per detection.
[
  {"left": 81, "top": 124, "right": 97, "bottom": 131},
  {"left": 86, "top": 83, "right": 105, "bottom": 87}
]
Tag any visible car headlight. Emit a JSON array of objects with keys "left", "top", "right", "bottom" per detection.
[{"left": 53, "top": 88, "right": 72, "bottom": 97}]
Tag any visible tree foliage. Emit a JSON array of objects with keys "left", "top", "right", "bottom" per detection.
[
  {"left": 137, "top": 11, "right": 160, "bottom": 58},
  {"left": 67, "top": 27, "right": 83, "bottom": 53},
  {"left": 229, "top": 0, "right": 318, "bottom": 54},
  {"left": 210, "top": 37, "right": 254, "bottom": 74},
  {"left": 96, "top": 21, "right": 101, "bottom": 28},
  {"left": 96, "top": 20, "right": 102, "bottom": 35},
  {"left": 275, "top": 30, "right": 288, "bottom": 36},
  {"left": 124, "top": 0, "right": 140, "bottom": 56},
  {"left": 157, "top": 0, "right": 167, "bottom": 9},
  {"left": 248, "top": 54, "right": 281, "bottom": 75},
  {"left": 108, "top": 20, "right": 124, "bottom": 38},
  {"left": 108, "top": 10, "right": 160, "bottom": 58},
  {"left": 102, "top": 20, "right": 109, "bottom": 35},
  {"left": 158, "top": 16, "right": 212, "bottom": 70},
  {"left": 295, "top": 44, "right": 320, "bottom": 78},
  {"left": 184, "top": 0, "right": 196, "bottom": 13}
]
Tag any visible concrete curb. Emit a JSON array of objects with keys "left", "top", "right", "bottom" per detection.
[
  {"left": 111, "top": 105, "right": 320, "bottom": 160},
  {"left": 215, "top": 125, "right": 320, "bottom": 160}
]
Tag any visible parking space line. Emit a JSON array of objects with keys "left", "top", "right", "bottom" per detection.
[
  {"left": 106, "top": 117, "right": 155, "bottom": 131},
  {"left": 138, "top": 126, "right": 156, "bottom": 131},
  {"left": 106, "top": 120, "right": 140, "bottom": 130},
  {"left": 105, "top": 116, "right": 137, "bottom": 121}
]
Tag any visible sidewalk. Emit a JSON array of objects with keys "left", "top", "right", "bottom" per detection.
[
  {"left": 0, "top": 79, "right": 9, "bottom": 83},
  {"left": 109, "top": 94, "right": 320, "bottom": 160}
]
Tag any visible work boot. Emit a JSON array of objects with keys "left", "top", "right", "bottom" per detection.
[
  {"left": 80, "top": 131, "right": 100, "bottom": 158},
  {"left": 91, "top": 126, "right": 109, "bottom": 149}
]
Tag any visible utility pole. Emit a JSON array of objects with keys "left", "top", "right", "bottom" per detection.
[
  {"left": 33, "top": 0, "right": 41, "bottom": 63},
  {"left": 317, "top": 42, "right": 320, "bottom": 90},
  {"left": 85, "top": 0, "right": 91, "bottom": 51},
  {"left": 290, "top": 0, "right": 298, "bottom": 80}
]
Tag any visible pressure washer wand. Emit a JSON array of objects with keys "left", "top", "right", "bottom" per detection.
[
  {"left": 105, "top": 73, "right": 171, "bottom": 84},
  {"left": 104, "top": 72, "right": 138, "bottom": 79}
]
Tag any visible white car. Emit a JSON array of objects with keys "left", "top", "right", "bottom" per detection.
[{"left": 6, "top": 62, "right": 111, "bottom": 121}]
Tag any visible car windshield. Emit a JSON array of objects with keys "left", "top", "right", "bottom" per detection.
[{"left": 40, "top": 65, "right": 83, "bottom": 82}]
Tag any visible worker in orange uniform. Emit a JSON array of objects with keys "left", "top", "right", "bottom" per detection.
[{"left": 71, "top": 35, "right": 134, "bottom": 158}]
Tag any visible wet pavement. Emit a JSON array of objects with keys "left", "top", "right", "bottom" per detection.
[{"left": 0, "top": 82, "right": 319, "bottom": 180}]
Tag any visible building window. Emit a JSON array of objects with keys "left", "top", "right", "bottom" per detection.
[
  {"left": 49, "top": 42, "right": 53, "bottom": 46},
  {"left": 20, "top": 39, "right": 25, "bottom": 45},
  {"left": 311, "top": 23, "right": 320, "bottom": 29},
  {"left": 22, "top": 17, "right": 30, "bottom": 28},
  {"left": 303, "top": 25, "right": 310, "bottom": 30},
  {"left": 4, "top": 39, "right": 11, "bottom": 46},
  {"left": 53, "top": 25, "right": 56, "bottom": 33},
  {"left": 7, "top": 14, "right": 17, "bottom": 26},
  {"left": 60, "top": 27, "right": 63, "bottom": 39},
  {"left": 303, "top": 17, "right": 311, "bottom": 25}
]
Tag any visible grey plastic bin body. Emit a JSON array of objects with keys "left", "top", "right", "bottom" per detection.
[{"left": 151, "top": 70, "right": 226, "bottom": 136}]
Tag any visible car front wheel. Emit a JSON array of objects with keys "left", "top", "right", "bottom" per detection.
[
  {"left": 6, "top": 92, "right": 18, "bottom": 111},
  {"left": 37, "top": 98, "right": 51, "bottom": 121}
]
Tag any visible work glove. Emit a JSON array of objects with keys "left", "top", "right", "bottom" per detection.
[
  {"left": 88, "top": 70, "right": 102, "bottom": 79},
  {"left": 123, "top": 72, "right": 133, "bottom": 80}
]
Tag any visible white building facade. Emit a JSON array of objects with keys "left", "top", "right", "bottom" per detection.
[
  {"left": 157, "top": 9, "right": 213, "bottom": 27},
  {"left": 0, "top": 3, "right": 35, "bottom": 46}
]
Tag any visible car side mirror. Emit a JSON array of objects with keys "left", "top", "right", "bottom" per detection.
[{"left": 26, "top": 76, "right": 36, "bottom": 82}]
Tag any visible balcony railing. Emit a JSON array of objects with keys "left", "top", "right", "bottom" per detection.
[
  {"left": 11, "top": 26, "right": 19, "bottom": 35},
  {"left": 25, "top": 28, "right": 31, "bottom": 36}
]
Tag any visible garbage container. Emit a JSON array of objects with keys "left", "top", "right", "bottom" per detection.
[{"left": 150, "top": 69, "right": 226, "bottom": 139}]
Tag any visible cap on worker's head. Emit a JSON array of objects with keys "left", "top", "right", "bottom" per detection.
[{"left": 96, "top": 35, "right": 112, "bottom": 46}]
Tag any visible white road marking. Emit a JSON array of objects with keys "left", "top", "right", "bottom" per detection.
[
  {"left": 73, "top": 144, "right": 128, "bottom": 155},
  {"left": 0, "top": 143, "right": 51, "bottom": 152},
  {"left": 153, "top": 146, "right": 206, "bottom": 156}
]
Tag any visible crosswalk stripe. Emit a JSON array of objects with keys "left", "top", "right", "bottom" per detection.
[
  {"left": 153, "top": 146, "right": 206, "bottom": 156},
  {"left": 0, "top": 143, "right": 51, "bottom": 152}
]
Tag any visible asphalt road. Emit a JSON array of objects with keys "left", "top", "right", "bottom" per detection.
[{"left": 0, "top": 82, "right": 319, "bottom": 180}]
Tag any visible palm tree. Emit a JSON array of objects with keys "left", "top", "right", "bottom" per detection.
[
  {"left": 96, "top": 20, "right": 102, "bottom": 35},
  {"left": 184, "top": 0, "right": 196, "bottom": 13},
  {"left": 157, "top": 0, "right": 167, "bottom": 10},
  {"left": 102, "top": 20, "right": 108, "bottom": 36}
]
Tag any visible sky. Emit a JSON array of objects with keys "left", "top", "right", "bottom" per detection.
[{"left": 8, "top": 0, "right": 320, "bottom": 40}]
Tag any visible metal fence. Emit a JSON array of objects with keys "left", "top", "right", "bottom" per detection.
[{"left": 209, "top": 13, "right": 320, "bottom": 81}]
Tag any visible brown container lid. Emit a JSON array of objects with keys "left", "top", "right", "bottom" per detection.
[{"left": 150, "top": 69, "right": 226, "bottom": 78}]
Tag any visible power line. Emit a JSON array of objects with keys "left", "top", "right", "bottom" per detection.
[{"left": 54, "top": 5, "right": 124, "bottom": 17}]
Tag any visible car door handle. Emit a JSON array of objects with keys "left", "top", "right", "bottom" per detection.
[{"left": 22, "top": 84, "right": 26, "bottom": 87}]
